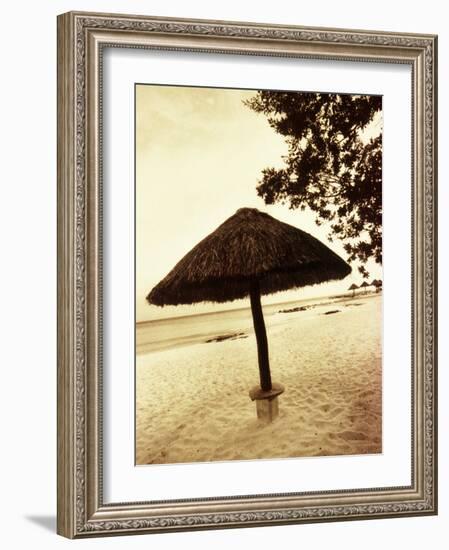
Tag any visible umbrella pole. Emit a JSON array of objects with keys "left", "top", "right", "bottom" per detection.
[{"left": 249, "top": 280, "right": 272, "bottom": 392}]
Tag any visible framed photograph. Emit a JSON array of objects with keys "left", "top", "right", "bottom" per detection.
[{"left": 57, "top": 11, "right": 438, "bottom": 538}]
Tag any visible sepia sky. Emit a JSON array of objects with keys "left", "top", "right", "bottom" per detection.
[{"left": 136, "top": 84, "right": 382, "bottom": 323}]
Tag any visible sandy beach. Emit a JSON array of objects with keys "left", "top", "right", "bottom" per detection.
[{"left": 136, "top": 293, "right": 382, "bottom": 465}]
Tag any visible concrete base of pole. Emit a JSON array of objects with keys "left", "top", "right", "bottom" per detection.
[
  {"left": 255, "top": 396, "right": 279, "bottom": 422},
  {"left": 249, "top": 382, "right": 285, "bottom": 423}
]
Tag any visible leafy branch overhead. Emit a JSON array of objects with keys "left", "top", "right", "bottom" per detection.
[{"left": 245, "top": 92, "right": 382, "bottom": 276}]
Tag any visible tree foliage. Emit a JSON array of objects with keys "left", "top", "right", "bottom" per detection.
[{"left": 245, "top": 91, "right": 382, "bottom": 276}]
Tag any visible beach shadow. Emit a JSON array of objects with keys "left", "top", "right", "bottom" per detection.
[{"left": 25, "top": 515, "right": 56, "bottom": 533}]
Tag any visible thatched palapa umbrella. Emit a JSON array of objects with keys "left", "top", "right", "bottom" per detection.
[
  {"left": 348, "top": 283, "right": 358, "bottom": 297},
  {"left": 371, "top": 279, "right": 382, "bottom": 292},
  {"left": 147, "top": 208, "right": 351, "bottom": 419},
  {"left": 359, "top": 281, "right": 370, "bottom": 294}
]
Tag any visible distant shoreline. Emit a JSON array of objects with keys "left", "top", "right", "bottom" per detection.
[
  {"left": 136, "top": 292, "right": 381, "bottom": 355},
  {"left": 136, "top": 289, "right": 380, "bottom": 326}
]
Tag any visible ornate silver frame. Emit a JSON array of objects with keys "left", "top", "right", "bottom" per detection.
[{"left": 57, "top": 11, "right": 438, "bottom": 538}]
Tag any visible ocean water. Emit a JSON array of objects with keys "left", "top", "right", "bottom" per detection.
[{"left": 136, "top": 294, "right": 349, "bottom": 354}]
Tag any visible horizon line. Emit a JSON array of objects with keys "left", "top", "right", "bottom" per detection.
[{"left": 135, "top": 289, "right": 370, "bottom": 325}]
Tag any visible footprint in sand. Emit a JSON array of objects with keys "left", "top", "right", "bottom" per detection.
[
  {"left": 359, "top": 390, "right": 374, "bottom": 398},
  {"left": 318, "top": 404, "right": 344, "bottom": 417},
  {"left": 314, "top": 420, "right": 332, "bottom": 429},
  {"left": 336, "top": 430, "right": 368, "bottom": 441}
]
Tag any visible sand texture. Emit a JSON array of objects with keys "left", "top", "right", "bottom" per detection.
[{"left": 136, "top": 294, "right": 382, "bottom": 464}]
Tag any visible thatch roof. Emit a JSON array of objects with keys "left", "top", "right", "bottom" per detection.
[
  {"left": 348, "top": 283, "right": 358, "bottom": 291},
  {"left": 147, "top": 208, "right": 351, "bottom": 306},
  {"left": 371, "top": 279, "right": 382, "bottom": 287},
  {"left": 360, "top": 281, "right": 370, "bottom": 288}
]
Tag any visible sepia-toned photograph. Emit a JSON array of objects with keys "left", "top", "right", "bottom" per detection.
[{"left": 135, "top": 83, "right": 383, "bottom": 466}]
